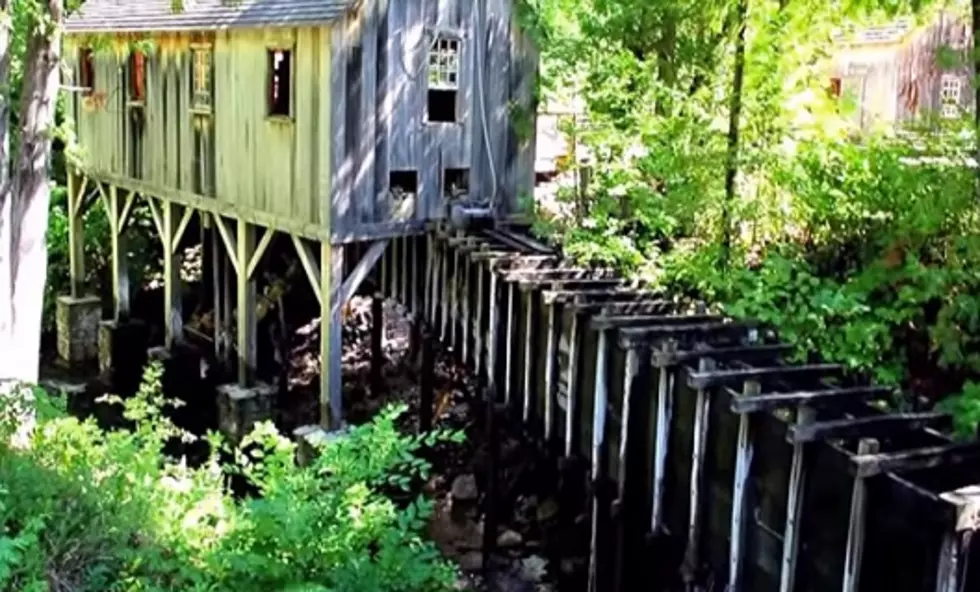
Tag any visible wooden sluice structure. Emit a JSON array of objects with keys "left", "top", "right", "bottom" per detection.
[{"left": 378, "top": 224, "right": 980, "bottom": 592}]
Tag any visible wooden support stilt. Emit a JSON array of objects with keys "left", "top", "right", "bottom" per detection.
[
  {"left": 779, "top": 405, "right": 816, "bottom": 592},
  {"left": 451, "top": 249, "right": 461, "bottom": 351},
  {"left": 842, "top": 438, "right": 879, "bottom": 592},
  {"left": 564, "top": 311, "right": 581, "bottom": 457},
  {"left": 381, "top": 236, "right": 389, "bottom": 298},
  {"left": 371, "top": 292, "right": 384, "bottom": 397},
  {"left": 210, "top": 216, "right": 225, "bottom": 364},
  {"left": 236, "top": 219, "right": 257, "bottom": 385},
  {"left": 504, "top": 282, "right": 516, "bottom": 406},
  {"left": 162, "top": 202, "right": 189, "bottom": 348},
  {"left": 588, "top": 328, "right": 610, "bottom": 592},
  {"left": 400, "top": 236, "right": 408, "bottom": 307},
  {"left": 682, "top": 355, "right": 715, "bottom": 584},
  {"left": 67, "top": 172, "right": 89, "bottom": 297},
  {"left": 543, "top": 302, "right": 560, "bottom": 443},
  {"left": 106, "top": 186, "right": 131, "bottom": 320},
  {"left": 411, "top": 237, "right": 421, "bottom": 315},
  {"left": 487, "top": 269, "right": 500, "bottom": 395},
  {"left": 650, "top": 340, "right": 677, "bottom": 534},
  {"left": 935, "top": 529, "right": 971, "bottom": 592},
  {"left": 523, "top": 290, "right": 537, "bottom": 423},
  {"left": 440, "top": 239, "right": 449, "bottom": 342},
  {"left": 426, "top": 234, "right": 435, "bottom": 324},
  {"left": 324, "top": 242, "right": 345, "bottom": 428},
  {"left": 419, "top": 324, "right": 434, "bottom": 433},
  {"left": 220, "top": 240, "right": 233, "bottom": 372},
  {"left": 392, "top": 237, "right": 401, "bottom": 306},
  {"left": 462, "top": 254, "right": 471, "bottom": 364},
  {"left": 728, "top": 379, "right": 762, "bottom": 592},
  {"left": 475, "top": 261, "right": 485, "bottom": 378},
  {"left": 337, "top": 240, "right": 388, "bottom": 306}
]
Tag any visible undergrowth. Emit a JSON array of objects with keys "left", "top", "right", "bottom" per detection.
[{"left": 0, "top": 364, "right": 462, "bottom": 591}]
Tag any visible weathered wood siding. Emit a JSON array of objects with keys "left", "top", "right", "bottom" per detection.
[
  {"left": 66, "top": 26, "right": 333, "bottom": 229},
  {"left": 895, "top": 12, "right": 974, "bottom": 123}
]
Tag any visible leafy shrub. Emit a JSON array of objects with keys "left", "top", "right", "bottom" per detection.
[{"left": 0, "top": 365, "right": 460, "bottom": 591}]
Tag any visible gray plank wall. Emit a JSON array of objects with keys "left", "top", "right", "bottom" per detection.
[{"left": 331, "top": 0, "right": 538, "bottom": 238}]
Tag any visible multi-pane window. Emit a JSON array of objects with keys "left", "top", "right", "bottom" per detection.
[
  {"left": 427, "top": 36, "right": 460, "bottom": 123},
  {"left": 940, "top": 74, "right": 961, "bottom": 119},
  {"left": 267, "top": 49, "right": 293, "bottom": 117},
  {"left": 190, "top": 46, "right": 213, "bottom": 112}
]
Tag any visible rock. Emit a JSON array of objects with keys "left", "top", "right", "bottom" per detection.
[
  {"left": 514, "top": 495, "right": 538, "bottom": 525},
  {"left": 451, "top": 474, "right": 479, "bottom": 502},
  {"left": 560, "top": 556, "right": 586, "bottom": 576},
  {"left": 497, "top": 529, "right": 523, "bottom": 548},
  {"left": 458, "top": 550, "right": 484, "bottom": 572},
  {"left": 424, "top": 474, "right": 446, "bottom": 494},
  {"left": 519, "top": 555, "right": 549, "bottom": 583},
  {"left": 536, "top": 497, "right": 559, "bottom": 523}
]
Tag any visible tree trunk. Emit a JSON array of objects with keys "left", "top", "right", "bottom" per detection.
[
  {"left": 0, "top": 0, "right": 63, "bottom": 383},
  {"left": 721, "top": 0, "right": 748, "bottom": 266},
  {"left": 973, "top": 0, "right": 980, "bottom": 201}
]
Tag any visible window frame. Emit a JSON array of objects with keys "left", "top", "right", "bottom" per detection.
[
  {"left": 266, "top": 46, "right": 295, "bottom": 120},
  {"left": 79, "top": 47, "right": 95, "bottom": 96},
  {"left": 940, "top": 74, "right": 961, "bottom": 119},
  {"left": 425, "top": 34, "right": 462, "bottom": 124},
  {"left": 189, "top": 43, "right": 214, "bottom": 115},
  {"left": 128, "top": 50, "right": 147, "bottom": 104}
]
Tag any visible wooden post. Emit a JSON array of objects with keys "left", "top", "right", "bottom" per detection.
[
  {"left": 419, "top": 324, "right": 434, "bottom": 433},
  {"left": 371, "top": 292, "right": 384, "bottom": 397},
  {"left": 236, "top": 219, "right": 256, "bottom": 385},
  {"left": 935, "top": 529, "right": 971, "bottom": 592},
  {"left": 107, "top": 186, "right": 131, "bottom": 320},
  {"left": 504, "top": 282, "right": 516, "bottom": 406},
  {"left": 400, "top": 236, "right": 408, "bottom": 308},
  {"left": 392, "top": 237, "right": 401, "bottom": 306},
  {"left": 475, "top": 261, "right": 485, "bottom": 377},
  {"left": 780, "top": 405, "right": 816, "bottom": 592},
  {"left": 462, "top": 253, "right": 471, "bottom": 364},
  {"left": 482, "top": 379, "right": 499, "bottom": 572},
  {"left": 588, "top": 328, "right": 610, "bottom": 592},
  {"left": 543, "top": 302, "right": 560, "bottom": 443},
  {"left": 683, "top": 355, "right": 714, "bottom": 583},
  {"left": 220, "top": 239, "right": 233, "bottom": 372},
  {"left": 450, "top": 248, "right": 459, "bottom": 350},
  {"left": 440, "top": 239, "right": 449, "bottom": 342},
  {"left": 650, "top": 340, "right": 677, "bottom": 534},
  {"left": 522, "top": 290, "right": 537, "bottom": 423},
  {"left": 564, "top": 310, "right": 581, "bottom": 457},
  {"left": 162, "top": 202, "right": 188, "bottom": 349},
  {"left": 323, "top": 241, "right": 344, "bottom": 428},
  {"left": 728, "top": 379, "right": 762, "bottom": 592},
  {"left": 381, "top": 237, "right": 389, "bottom": 298},
  {"left": 426, "top": 234, "right": 435, "bottom": 324},
  {"left": 842, "top": 438, "right": 879, "bottom": 592},
  {"left": 487, "top": 268, "right": 500, "bottom": 395},
  {"left": 67, "top": 171, "right": 88, "bottom": 297},
  {"left": 411, "top": 237, "right": 420, "bottom": 315}
]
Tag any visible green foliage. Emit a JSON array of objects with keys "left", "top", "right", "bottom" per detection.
[
  {"left": 0, "top": 365, "right": 460, "bottom": 591},
  {"left": 939, "top": 381, "right": 980, "bottom": 440}
]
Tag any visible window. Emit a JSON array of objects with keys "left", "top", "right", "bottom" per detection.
[
  {"left": 443, "top": 168, "right": 469, "bottom": 198},
  {"left": 427, "top": 36, "right": 460, "bottom": 123},
  {"left": 128, "top": 50, "right": 146, "bottom": 102},
  {"left": 79, "top": 48, "right": 95, "bottom": 95},
  {"left": 389, "top": 170, "right": 418, "bottom": 197},
  {"left": 190, "top": 47, "right": 213, "bottom": 112},
  {"left": 268, "top": 49, "right": 292, "bottom": 117},
  {"left": 941, "top": 74, "right": 961, "bottom": 119},
  {"left": 828, "top": 77, "right": 841, "bottom": 98}
]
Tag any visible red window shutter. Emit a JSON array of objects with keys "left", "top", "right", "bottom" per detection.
[
  {"left": 131, "top": 51, "right": 145, "bottom": 101},
  {"left": 829, "top": 77, "right": 842, "bottom": 98}
]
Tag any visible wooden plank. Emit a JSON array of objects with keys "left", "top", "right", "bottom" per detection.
[
  {"left": 728, "top": 379, "right": 761, "bottom": 592},
  {"left": 591, "top": 313, "right": 723, "bottom": 331},
  {"left": 779, "top": 406, "right": 816, "bottom": 592},
  {"left": 543, "top": 301, "right": 561, "bottom": 443},
  {"left": 522, "top": 290, "right": 537, "bottom": 423},
  {"left": 475, "top": 260, "right": 485, "bottom": 377},
  {"left": 291, "top": 235, "right": 322, "bottom": 306},
  {"left": 688, "top": 364, "right": 844, "bottom": 390},
  {"left": 653, "top": 343, "right": 792, "bottom": 368},
  {"left": 730, "top": 385, "right": 893, "bottom": 414},
  {"left": 450, "top": 247, "right": 460, "bottom": 350},
  {"left": 245, "top": 227, "right": 275, "bottom": 280},
  {"left": 650, "top": 341, "right": 676, "bottom": 534},
  {"left": 171, "top": 203, "right": 195, "bottom": 253},
  {"left": 236, "top": 219, "right": 257, "bottom": 386},
  {"left": 107, "top": 185, "right": 131, "bottom": 320},
  {"left": 488, "top": 269, "right": 500, "bottom": 394},
  {"left": 322, "top": 241, "right": 344, "bottom": 429},
  {"left": 851, "top": 441, "right": 980, "bottom": 478},
  {"left": 213, "top": 214, "right": 240, "bottom": 276},
  {"left": 544, "top": 288, "right": 661, "bottom": 305},
  {"left": 788, "top": 412, "right": 951, "bottom": 444},
  {"left": 934, "top": 528, "right": 971, "bottom": 592},
  {"left": 504, "top": 282, "right": 517, "bottom": 406},
  {"left": 501, "top": 267, "right": 616, "bottom": 282},
  {"left": 842, "top": 438, "right": 880, "bottom": 592},
  {"left": 462, "top": 252, "right": 471, "bottom": 363},
  {"left": 682, "top": 355, "right": 714, "bottom": 584},
  {"left": 564, "top": 310, "right": 581, "bottom": 457},
  {"left": 162, "top": 202, "right": 184, "bottom": 348},
  {"left": 336, "top": 239, "right": 389, "bottom": 309},
  {"left": 618, "top": 322, "right": 752, "bottom": 347},
  {"left": 588, "top": 327, "right": 610, "bottom": 592}
]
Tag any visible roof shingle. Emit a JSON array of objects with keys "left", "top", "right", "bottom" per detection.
[{"left": 65, "top": 0, "right": 354, "bottom": 34}]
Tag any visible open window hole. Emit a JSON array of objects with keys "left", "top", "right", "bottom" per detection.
[
  {"left": 443, "top": 168, "right": 470, "bottom": 198},
  {"left": 427, "top": 89, "right": 457, "bottom": 123},
  {"left": 389, "top": 170, "right": 418, "bottom": 199}
]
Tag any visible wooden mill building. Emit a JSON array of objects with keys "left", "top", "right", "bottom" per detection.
[{"left": 58, "top": 0, "right": 538, "bottom": 429}]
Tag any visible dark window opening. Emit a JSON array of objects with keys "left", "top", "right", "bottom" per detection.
[
  {"left": 443, "top": 168, "right": 470, "bottom": 198},
  {"left": 389, "top": 170, "right": 419, "bottom": 198},
  {"left": 829, "top": 77, "right": 842, "bottom": 98},
  {"left": 79, "top": 48, "right": 95, "bottom": 95},
  {"left": 268, "top": 49, "right": 292, "bottom": 117},
  {"left": 427, "top": 89, "right": 457, "bottom": 123},
  {"left": 129, "top": 51, "right": 146, "bottom": 102}
]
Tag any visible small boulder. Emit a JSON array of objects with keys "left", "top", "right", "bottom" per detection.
[
  {"left": 458, "top": 550, "right": 485, "bottom": 572},
  {"left": 536, "top": 498, "right": 559, "bottom": 523},
  {"left": 451, "top": 474, "right": 479, "bottom": 502},
  {"left": 496, "top": 529, "right": 523, "bottom": 548}
]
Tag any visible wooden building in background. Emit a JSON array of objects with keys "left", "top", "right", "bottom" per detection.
[
  {"left": 59, "top": 0, "right": 538, "bottom": 432},
  {"left": 831, "top": 11, "right": 973, "bottom": 129}
]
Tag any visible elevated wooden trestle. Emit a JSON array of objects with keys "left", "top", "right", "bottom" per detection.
[{"left": 375, "top": 224, "right": 980, "bottom": 592}]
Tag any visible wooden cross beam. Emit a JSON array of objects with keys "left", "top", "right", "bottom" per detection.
[
  {"left": 591, "top": 313, "right": 724, "bottom": 331},
  {"left": 851, "top": 441, "right": 980, "bottom": 478},
  {"left": 729, "top": 385, "right": 893, "bottom": 414},
  {"left": 618, "top": 321, "right": 752, "bottom": 348},
  {"left": 485, "top": 227, "right": 555, "bottom": 254},
  {"left": 334, "top": 239, "right": 389, "bottom": 314},
  {"left": 653, "top": 343, "right": 792, "bottom": 368},
  {"left": 501, "top": 267, "right": 617, "bottom": 283},
  {"left": 687, "top": 363, "right": 844, "bottom": 390},
  {"left": 542, "top": 288, "right": 663, "bottom": 305},
  {"left": 787, "top": 412, "right": 951, "bottom": 444}
]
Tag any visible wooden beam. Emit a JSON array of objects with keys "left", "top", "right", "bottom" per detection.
[
  {"left": 654, "top": 343, "right": 792, "bottom": 368},
  {"left": 591, "top": 314, "right": 723, "bottom": 331},
  {"left": 587, "top": 327, "right": 610, "bottom": 592},
  {"left": 842, "top": 438, "right": 879, "bottom": 592},
  {"left": 564, "top": 309, "right": 582, "bottom": 456},
  {"left": 118, "top": 190, "right": 136, "bottom": 229},
  {"left": 788, "top": 412, "right": 950, "bottom": 444},
  {"left": 291, "top": 235, "right": 322, "bottom": 306},
  {"left": 780, "top": 406, "right": 816, "bottom": 592},
  {"left": 107, "top": 185, "right": 130, "bottom": 320},
  {"left": 728, "top": 378, "right": 761, "bottom": 592},
  {"left": 334, "top": 239, "right": 388, "bottom": 312},
  {"left": 322, "top": 242, "right": 344, "bottom": 429},
  {"left": 161, "top": 202, "right": 184, "bottom": 347},
  {"left": 688, "top": 364, "right": 844, "bottom": 390},
  {"left": 171, "top": 205, "right": 195, "bottom": 254},
  {"left": 650, "top": 340, "right": 677, "bottom": 534},
  {"left": 145, "top": 195, "right": 165, "bottom": 241},
  {"left": 67, "top": 171, "right": 87, "bottom": 296},
  {"left": 504, "top": 283, "right": 517, "bottom": 406},
  {"left": 730, "top": 386, "right": 893, "bottom": 415},
  {"left": 245, "top": 227, "right": 275, "bottom": 280},
  {"left": 213, "top": 214, "right": 239, "bottom": 276},
  {"left": 851, "top": 441, "right": 980, "bottom": 478},
  {"left": 522, "top": 290, "right": 537, "bottom": 423},
  {"left": 543, "top": 301, "right": 561, "bottom": 442},
  {"left": 682, "top": 354, "right": 715, "bottom": 585},
  {"left": 236, "top": 219, "right": 257, "bottom": 386}
]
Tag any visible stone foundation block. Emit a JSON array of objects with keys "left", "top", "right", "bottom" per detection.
[
  {"left": 56, "top": 295, "right": 101, "bottom": 366},
  {"left": 218, "top": 382, "right": 276, "bottom": 445},
  {"left": 98, "top": 320, "right": 149, "bottom": 394},
  {"left": 293, "top": 424, "right": 346, "bottom": 466}
]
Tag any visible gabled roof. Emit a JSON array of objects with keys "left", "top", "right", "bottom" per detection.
[{"left": 65, "top": 0, "right": 354, "bottom": 34}]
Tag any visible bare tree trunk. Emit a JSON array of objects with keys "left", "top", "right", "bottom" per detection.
[
  {"left": 0, "top": 0, "right": 63, "bottom": 384},
  {"left": 0, "top": 0, "right": 15, "bottom": 381},
  {"left": 721, "top": 0, "right": 748, "bottom": 266},
  {"left": 973, "top": 0, "right": 980, "bottom": 201}
]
